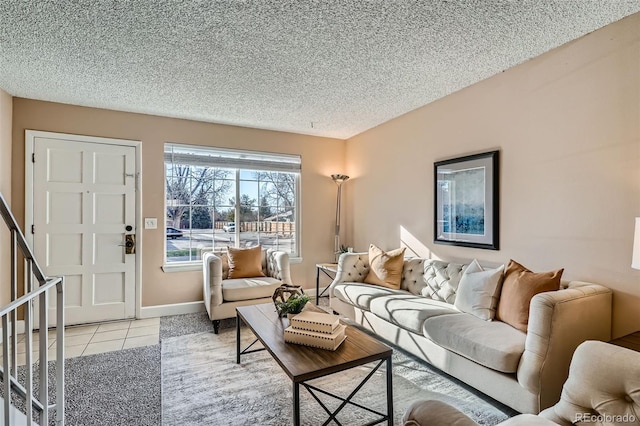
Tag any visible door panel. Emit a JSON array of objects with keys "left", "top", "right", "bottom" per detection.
[
  {"left": 33, "top": 135, "right": 136, "bottom": 325},
  {"left": 48, "top": 192, "right": 83, "bottom": 223},
  {"left": 47, "top": 274, "right": 83, "bottom": 308},
  {"left": 47, "top": 233, "right": 83, "bottom": 266},
  {"left": 94, "top": 272, "right": 125, "bottom": 304},
  {"left": 95, "top": 193, "right": 125, "bottom": 224}
]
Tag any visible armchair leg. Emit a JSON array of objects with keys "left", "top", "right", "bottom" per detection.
[{"left": 213, "top": 320, "right": 220, "bottom": 334}]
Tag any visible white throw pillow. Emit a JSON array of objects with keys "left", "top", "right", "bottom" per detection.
[{"left": 454, "top": 259, "right": 504, "bottom": 321}]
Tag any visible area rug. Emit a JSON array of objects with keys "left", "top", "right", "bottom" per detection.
[
  {"left": 59, "top": 345, "right": 161, "bottom": 426},
  {"left": 2, "top": 344, "right": 161, "bottom": 426},
  {"left": 161, "top": 326, "right": 515, "bottom": 425},
  {"left": 160, "top": 311, "right": 215, "bottom": 340}
]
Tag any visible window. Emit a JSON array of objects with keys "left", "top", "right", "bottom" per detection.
[{"left": 164, "top": 143, "right": 301, "bottom": 264}]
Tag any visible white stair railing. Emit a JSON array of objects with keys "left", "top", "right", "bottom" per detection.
[{"left": 0, "top": 192, "right": 64, "bottom": 425}]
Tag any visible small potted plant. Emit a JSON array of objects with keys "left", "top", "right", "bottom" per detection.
[{"left": 274, "top": 293, "right": 310, "bottom": 319}]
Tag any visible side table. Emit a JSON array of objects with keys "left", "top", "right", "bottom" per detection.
[
  {"left": 315, "top": 263, "right": 338, "bottom": 304},
  {"left": 609, "top": 331, "right": 640, "bottom": 352}
]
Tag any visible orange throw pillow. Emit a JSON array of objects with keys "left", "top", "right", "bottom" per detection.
[
  {"left": 364, "top": 244, "right": 406, "bottom": 289},
  {"left": 496, "top": 259, "right": 563, "bottom": 332},
  {"left": 227, "top": 245, "right": 265, "bottom": 279}
]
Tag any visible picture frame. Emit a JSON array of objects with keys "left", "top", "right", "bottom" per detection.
[{"left": 434, "top": 150, "right": 499, "bottom": 250}]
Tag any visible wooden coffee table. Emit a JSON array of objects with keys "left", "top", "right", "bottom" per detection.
[{"left": 236, "top": 303, "right": 393, "bottom": 425}]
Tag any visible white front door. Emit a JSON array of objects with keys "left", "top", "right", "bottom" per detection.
[{"left": 29, "top": 132, "right": 138, "bottom": 325}]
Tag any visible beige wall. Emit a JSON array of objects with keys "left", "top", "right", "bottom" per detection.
[
  {"left": 345, "top": 13, "right": 640, "bottom": 337},
  {"left": 0, "top": 89, "right": 12, "bottom": 306},
  {"left": 11, "top": 100, "right": 345, "bottom": 307}
]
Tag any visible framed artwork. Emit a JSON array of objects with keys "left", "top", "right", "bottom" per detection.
[{"left": 434, "top": 150, "right": 499, "bottom": 250}]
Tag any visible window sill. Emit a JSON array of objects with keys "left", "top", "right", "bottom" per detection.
[
  {"left": 161, "top": 263, "right": 201, "bottom": 273},
  {"left": 162, "top": 256, "right": 302, "bottom": 273}
]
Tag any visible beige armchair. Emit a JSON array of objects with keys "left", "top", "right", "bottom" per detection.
[
  {"left": 202, "top": 248, "right": 292, "bottom": 333},
  {"left": 402, "top": 340, "right": 640, "bottom": 426}
]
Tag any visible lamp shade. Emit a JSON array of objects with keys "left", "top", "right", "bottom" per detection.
[
  {"left": 633, "top": 217, "right": 640, "bottom": 270},
  {"left": 331, "top": 174, "right": 349, "bottom": 184}
]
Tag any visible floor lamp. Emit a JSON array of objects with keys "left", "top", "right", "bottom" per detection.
[
  {"left": 332, "top": 174, "right": 349, "bottom": 262},
  {"left": 633, "top": 217, "right": 640, "bottom": 270}
]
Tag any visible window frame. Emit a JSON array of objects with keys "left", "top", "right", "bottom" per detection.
[{"left": 163, "top": 143, "right": 301, "bottom": 270}]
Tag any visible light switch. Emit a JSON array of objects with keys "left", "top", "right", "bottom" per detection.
[{"left": 144, "top": 218, "right": 158, "bottom": 229}]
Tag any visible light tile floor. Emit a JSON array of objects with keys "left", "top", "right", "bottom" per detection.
[{"left": 2, "top": 317, "right": 160, "bottom": 366}]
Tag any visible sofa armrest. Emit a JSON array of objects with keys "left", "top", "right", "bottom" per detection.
[
  {"left": 328, "top": 252, "right": 370, "bottom": 297},
  {"left": 539, "top": 340, "right": 640, "bottom": 425},
  {"left": 516, "top": 281, "right": 612, "bottom": 410},
  {"left": 266, "top": 250, "right": 292, "bottom": 285},
  {"left": 203, "top": 252, "right": 224, "bottom": 317}
]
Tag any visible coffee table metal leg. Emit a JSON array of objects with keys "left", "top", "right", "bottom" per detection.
[
  {"left": 236, "top": 313, "right": 241, "bottom": 364},
  {"left": 236, "top": 314, "right": 265, "bottom": 361},
  {"left": 315, "top": 266, "right": 320, "bottom": 304},
  {"left": 293, "top": 382, "right": 300, "bottom": 426},
  {"left": 386, "top": 356, "right": 393, "bottom": 425}
]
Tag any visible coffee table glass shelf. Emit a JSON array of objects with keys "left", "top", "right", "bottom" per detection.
[{"left": 236, "top": 303, "right": 394, "bottom": 426}]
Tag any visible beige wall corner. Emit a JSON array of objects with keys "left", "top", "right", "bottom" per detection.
[
  {"left": 345, "top": 12, "right": 640, "bottom": 337},
  {"left": 11, "top": 100, "right": 346, "bottom": 308},
  {"left": 0, "top": 89, "right": 12, "bottom": 307}
]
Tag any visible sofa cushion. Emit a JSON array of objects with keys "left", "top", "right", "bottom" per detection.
[
  {"left": 454, "top": 260, "right": 504, "bottom": 321},
  {"left": 400, "top": 258, "right": 428, "bottom": 295},
  {"left": 333, "top": 283, "right": 406, "bottom": 311},
  {"left": 423, "top": 313, "right": 526, "bottom": 373},
  {"left": 222, "top": 277, "right": 282, "bottom": 302},
  {"left": 369, "top": 294, "right": 459, "bottom": 334},
  {"left": 496, "top": 259, "right": 563, "bottom": 332},
  {"left": 421, "top": 259, "right": 465, "bottom": 303},
  {"left": 227, "top": 245, "right": 266, "bottom": 279},
  {"left": 364, "top": 244, "right": 406, "bottom": 289}
]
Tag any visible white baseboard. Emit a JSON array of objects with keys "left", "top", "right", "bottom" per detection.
[
  {"left": 139, "top": 301, "right": 206, "bottom": 319},
  {"left": 138, "top": 291, "right": 327, "bottom": 320}
]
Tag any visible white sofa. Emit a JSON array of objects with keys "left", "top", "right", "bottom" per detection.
[
  {"left": 328, "top": 253, "right": 613, "bottom": 414},
  {"left": 203, "top": 248, "right": 292, "bottom": 333},
  {"left": 403, "top": 340, "right": 640, "bottom": 425}
]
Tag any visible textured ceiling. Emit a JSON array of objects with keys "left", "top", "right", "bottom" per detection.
[{"left": 1, "top": 1, "right": 639, "bottom": 139}]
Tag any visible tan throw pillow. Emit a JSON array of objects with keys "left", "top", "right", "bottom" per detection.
[
  {"left": 496, "top": 259, "right": 563, "bottom": 332},
  {"left": 227, "top": 245, "right": 265, "bottom": 279},
  {"left": 364, "top": 244, "right": 406, "bottom": 289}
]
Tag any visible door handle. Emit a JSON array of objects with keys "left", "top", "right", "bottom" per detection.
[{"left": 118, "top": 234, "right": 136, "bottom": 254}]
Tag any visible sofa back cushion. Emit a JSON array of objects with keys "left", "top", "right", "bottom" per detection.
[
  {"left": 419, "top": 260, "right": 465, "bottom": 304},
  {"left": 401, "top": 258, "right": 430, "bottom": 295}
]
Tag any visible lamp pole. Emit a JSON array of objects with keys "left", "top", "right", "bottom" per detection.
[
  {"left": 633, "top": 217, "right": 640, "bottom": 270},
  {"left": 331, "top": 174, "right": 349, "bottom": 262}
]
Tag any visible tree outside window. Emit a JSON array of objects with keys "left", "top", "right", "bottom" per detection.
[{"left": 164, "top": 144, "right": 300, "bottom": 263}]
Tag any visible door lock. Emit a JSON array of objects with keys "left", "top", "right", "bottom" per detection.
[{"left": 118, "top": 234, "right": 136, "bottom": 254}]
